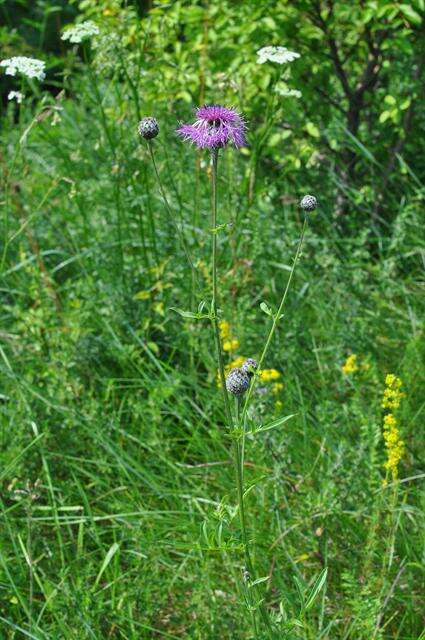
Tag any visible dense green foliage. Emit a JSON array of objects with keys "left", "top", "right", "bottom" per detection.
[{"left": 0, "top": 1, "right": 424, "bottom": 638}]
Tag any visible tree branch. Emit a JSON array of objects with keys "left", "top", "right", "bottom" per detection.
[{"left": 310, "top": 0, "right": 353, "bottom": 99}]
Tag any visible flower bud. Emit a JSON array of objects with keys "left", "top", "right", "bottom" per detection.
[
  {"left": 226, "top": 368, "right": 250, "bottom": 396},
  {"left": 300, "top": 194, "right": 317, "bottom": 211},
  {"left": 138, "top": 117, "right": 159, "bottom": 140},
  {"left": 241, "top": 358, "right": 258, "bottom": 377}
]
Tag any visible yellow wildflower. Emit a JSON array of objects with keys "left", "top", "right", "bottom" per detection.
[
  {"left": 382, "top": 413, "right": 404, "bottom": 479},
  {"left": 227, "top": 356, "right": 246, "bottom": 371},
  {"left": 382, "top": 374, "right": 405, "bottom": 410},
  {"left": 272, "top": 382, "right": 284, "bottom": 395},
  {"left": 219, "top": 320, "right": 231, "bottom": 340},
  {"left": 223, "top": 339, "right": 240, "bottom": 352},
  {"left": 259, "top": 368, "right": 281, "bottom": 382},
  {"left": 382, "top": 374, "right": 405, "bottom": 480},
  {"left": 274, "top": 400, "right": 283, "bottom": 413},
  {"left": 342, "top": 354, "right": 358, "bottom": 375}
]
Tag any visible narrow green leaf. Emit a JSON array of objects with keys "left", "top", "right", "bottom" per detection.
[
  {"left": 254, "top": 414, "right": 296, "bottom": 434},
  {"left": 248, "top": 575, "right": 270, "bottom": 588},
  {"left": 293, "top": 575, "right": 305, "bottom": 606},
  {"left": 169, "top": 307, "right": 198, "bottom": 318},
  {"left": 305, "top": 568, "right": 328, "bottom": 611},
  {"left": 93, "top": 543, "right": 120, "bottom": 589}
]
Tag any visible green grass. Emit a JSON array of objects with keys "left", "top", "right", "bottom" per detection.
[{"left": 1, "top": 43, "right": 424, "bottom": 640}]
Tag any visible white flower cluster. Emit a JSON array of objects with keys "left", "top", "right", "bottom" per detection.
[
  {"left": 61, "top": 20, "right": 100, "bottom": 44},
  {"left": 275, "top": 83, "right": 302, "bottom": 99},
  {"left": 8, "top": 91, "right": 24, "bottom": 103},
  {"left": 257, "top": 46, "right": 300, "bottom": 65},
  {"left": 0, "top": 56, "right": 46, "bottom": 81}
]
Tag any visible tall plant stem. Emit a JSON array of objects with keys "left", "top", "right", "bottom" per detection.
[
  {"left": 234, "top": 398, "right": 251, "bottom": 564},
  {"left": 212, "top": 150, "right": 273, "bottom": 638},
  {"left": 210, "top": 149, "right": 232, "bottom": 426},
  {"left": 234, "top": 397, "right": 274, "bottom": 636},
  {"left": 27, "top": 502, "right": 33, "bottom": 634},
  {"left": 241, "top": 217, "right": 308, "bottom": 423},
  {"left": 147, "top": 141, "right": 198, "bottom": 282}
]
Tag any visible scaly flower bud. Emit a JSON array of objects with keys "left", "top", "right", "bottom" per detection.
[
  {"left": 241, "top": 358, "right": 258, "bottom": 377},
  {"left": 300, "top": 194, "right": 317, "bottom": 212},
  {"left": 138, "top": 117, "right": 159, "bottom": 140},
  {"left": 225, "top": 367, "right": 250, "bottom": 396}
]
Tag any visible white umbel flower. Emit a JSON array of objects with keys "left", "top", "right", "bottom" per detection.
[
  {"left": 61, "top": 20, "right": 100, "bottom": 44},
  {"left": 0, "top": 57, "right": 46, "bottom": 81},
  {"left": 8, "top": 91, "right": 24, "bottom": 103},
  {"left": 257, "top": 46, "right": 300, "bottom": 65}
]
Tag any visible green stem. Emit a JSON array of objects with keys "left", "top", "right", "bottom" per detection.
[
  {"left": 234, "top": 397, "right": 251, "bottom": 563},
  {"left": 147, "top": 141, "right": 198, "bottom": 282},
  {"left": 27, "top": 498, "right": 34, "bottom": 635},
  {"left": 242, "top": 217, "right": 308, "bottom": 422},
  {"left": 212, "top": 151, "right": 273, "bottom": 637},
  {"left": 234, "top": 398, "right": 274, "bottom": 637},
  {"left": 210, "top": 149, "right": 233, "bottom": 426},
  {"left": 238, "top": 215, "right": 308, "bottom": 634}
]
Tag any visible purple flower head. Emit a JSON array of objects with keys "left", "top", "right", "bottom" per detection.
[{"left": 176, "top": 104, "right": 246, "bottom": 150}]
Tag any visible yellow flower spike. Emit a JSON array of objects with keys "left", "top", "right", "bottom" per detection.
[
  {"left": 381, "top": 374, "right": 405, "bottom": 410},
  {"left": 383, "top": 414, "right": 396, "bottom": 428},
  {"left": 272, "top": 382, "right": 284, "bottom": 394},
  {"left": 381, "top": 375, "right": 405, "bottom": 480}
]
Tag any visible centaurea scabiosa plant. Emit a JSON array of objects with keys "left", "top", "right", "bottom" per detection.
[
  {"left": 177, "top": 105, "right": 246, "bottom": 406},
  {"left": 177, "top": 104, "right": 320, "bottom": 636},
  {"left": 177, "top": 105, "right": 277, "bottom": 636}
]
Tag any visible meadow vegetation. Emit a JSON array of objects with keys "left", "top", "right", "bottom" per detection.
[{"left": 0, "top": 1, "right": 424, "bottom": 638}]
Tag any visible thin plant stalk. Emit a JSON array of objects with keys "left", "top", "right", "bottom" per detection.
[
  {"left": 210, "top": 149, "right": 233, "bottom": 425},
  {"left": 147, "top": 141, "right": 198, "bottom": 282},
  {"left": 211, "top": 150, "right": 274, "bottom": 638},
  {"left": 236, "top": 215, "right": 308, "bottom": 632},
  {"left": 234, "top": 397, "right": 259, "bottom": 639},
  {"left": 234, "top": 397, "right": 274, "bottom": 637},
  {"left": 242, "top": 217, "right": 308, "bottom": 423},
  {"left": 27, "top": 498, "right": 34, "bottom": 634}
]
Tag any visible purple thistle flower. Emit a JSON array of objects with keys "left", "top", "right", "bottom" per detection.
[{"left": 176, "top": 104, "right": 246, "bottom": 150}]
